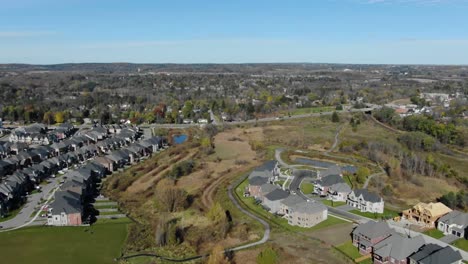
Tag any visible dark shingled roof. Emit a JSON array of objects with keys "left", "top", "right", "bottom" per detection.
[
  {"left": 317, "top": 174, "right": 344, "bottom": 187},
  {"left": 438, "top": 210, "right": 468, "bottom": 227},
  {"left": 264, "top": 189, "right": 289, "bottom": 201},
  {"left": 351, "top": 189, "right": 382, "bottom": 203},
  {"left": 412, "top": 244, "right": 463, "bottom": 264},
  {"left": 249, "top": 176, "right": 269, "bottom": 186},
  {"left": 352, "top": 221, "right": 392, "bottom": 240}
]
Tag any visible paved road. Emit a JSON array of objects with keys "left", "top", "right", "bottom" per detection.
[
  {"left": 0, "top": 180, "right": 60, "bottom": 232},
  {"left": 0, "top": 177, "right": 61, "bottom": 230},
  {"left": 227, "top": 174, "right": 271, "bottom": 251}
]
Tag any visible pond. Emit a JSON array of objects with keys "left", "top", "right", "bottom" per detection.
[
  {"left": 294, "top": 158, "right": 357, "bottom": 174},
  {"left": 173, "top": 134, "right": 188, "bottom": 144}
]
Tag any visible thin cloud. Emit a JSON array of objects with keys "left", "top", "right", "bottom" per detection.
[
  {"left": 363, "top": 0, "right": 467, "bottom": 4},
  {"left": 81, "top": 39, "right": 294, "bottom": 49},
  {"left": 0, "top": 31, "right": 57, "bottom": 38}
]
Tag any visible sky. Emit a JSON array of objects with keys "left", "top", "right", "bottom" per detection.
[{"left": 0, "top": 0, "right": 467, "bottom": 65}]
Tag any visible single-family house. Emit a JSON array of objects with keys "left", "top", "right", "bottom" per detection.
[
  {"left": 262, "top": 188, "right": 289, "bottom": 214},
  {"left": 437, "top": 210, "right": 468, "bottom": 239},
  {"left": 372, "top": 234, "right": 425, "bottom": 264},
  {"left": 327, "top": 182, "right": 351, "bottom": 202},
  {"left": 402, "top": 202, "right": 452, "bottom": 228},
  {"left": 47, "top": 190, "right": 82, "bottom": 226},
  {"left": 352, "top": 221, "right": 393, "bottom": 255},
  {"left": 286, "top": 201, "right": 327, "bottom": 228},
  {"left": 408, "top": 244, "right": 463, "bottom": 264},
  {"left": 347, "top": 189, "right": 385, "bottom": 214}
]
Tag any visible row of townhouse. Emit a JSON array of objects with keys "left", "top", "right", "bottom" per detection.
[
  {"left": 402, "top": 202, "right": 468, "bottom": 239},
  {"left": 314, "top": 172, "right": 385, "bottom": 214},
  {"left": 352, "top": 221, "right": 463, "bottom": 264},
  {"left": 9, "top": 123, "right": 75, "bottom": 145},
  {"left": 47, "top": 162, "right": 107, "bottom": 226},
  {"left": 0, "top": 124, "right": 144, "bottom": 218},
  {"left": 247, "top": 161, "right": 328, "bottom": 228},
  {"left": 47, "top": 136, "right": 167, "bottom": 226}
]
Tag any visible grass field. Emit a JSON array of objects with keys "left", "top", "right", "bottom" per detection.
[
  {"left": 452, "top": 238, "right": 468, "bottom": 251},
  {"left": 322, "top": 200, "right": 346, "bottom": 207},
  {"left": 335, "top": 241, "right": 361, "bottom": 259},
  {"left": 0, "top": 220, "right": 130, "bottom": 264},
  {"left": 289, "top": 106, "right": 336, "bottom": 116},
  {"left": 349, "top": 209, "right": 399, "bottom": 220},
  {"left": 300, "top": 182, "right": 314, "bottom": 194},
  {"left": 423, "top": 229, "right": 445, "bottom": 239}
]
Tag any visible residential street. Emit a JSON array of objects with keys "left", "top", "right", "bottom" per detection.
[{"left": 0, "top": 176, "right": 61, "bottom": 230}]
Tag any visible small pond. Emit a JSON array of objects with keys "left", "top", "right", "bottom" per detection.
[{"left": 173, "top": 134, "right": 188, "bottom": 144}]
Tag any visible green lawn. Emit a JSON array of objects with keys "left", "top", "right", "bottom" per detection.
[
  {"left": 235, "top": 178, "right": 348, "bottom": 233},
  {"left": 0, "top": 206, "right": 23, "bottom": 223},
  {"left": 322, "top": 200, "right": 346, "bottom": 207},
  {"left": 452, "top": 238, "right": 468, "bottom": 251},
  {"left": 300, "top": 182, "right": 314, "bottom": 194},
  {"left": 0, "top": 220, "right": 130, "bottom": 264},
  {"left": 98, "top": 210, "right": 122, "bottom": 216},
  {"left": 335, "top": 241, "right": 361, "bottom": 260},
  {"left": 349, "top": 208, "right": 399, "bottom": 220},
  {"left": 276, "top": 180, "right": 285, "bottom": 186},
  {"left": 423, "top": 229, "right": 445, "bottom": 239},
  {"left": 289, "top": 106, "right": 336, "bottom": 116},
  {"left": 94, "top": 204, "right": 118, "bottom": 210}
]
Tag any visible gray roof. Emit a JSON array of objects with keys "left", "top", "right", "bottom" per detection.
[
  {"left": 438, "top": 210, "right": 468, "bottom": 227},
  {"left": 50, "top": 190, "right": 82, "bottom": 215},
  {"left": 249, "top": 176, "right": 269, "bottom": 186},
  {"left": 351, "top": 189, "right": 382, "bottom": 203},
  {"left": 353, "top": 221, "right": 393, "bottom": 240},
  {"left": 417, "top": 245, "right": 463, "bottom": 264},
  {"left": 260, "top": 183, "right": 278, "bottom": 195},
  {"left": 330, "top": 182, "right": 351, "bottom": 193},
  {"left": 249, "top": 170, "right": 271, "bottom": 179},
  {"left": 374, "top": 234, "right": 425, "bottom": 261},
  {"left": 264, "top": 188, "right": 289, "bottom": 201},
  {"left": 317, "top": 174, "right": 345, "bottom": 187},
  {"left": 292, "top": 201, "right": 327, "bottom": 215},
  {"left": 280, "top": 195, "right": 306, "bottom": 207},
  {"left": 409, "top": 244, "right": 442, "bottom": 262}
]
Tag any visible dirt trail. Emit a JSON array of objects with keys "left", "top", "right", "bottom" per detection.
[{"left": 126, "top": 150, "right": 197, "bottom": 193}]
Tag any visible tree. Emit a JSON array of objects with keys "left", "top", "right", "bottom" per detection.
[
  {"left": 43, "top": 111, "right": 54, "bottom": 125},
  {"left": 331, "top": 111, "right": 340, "bottom": 123},
  {"left": 156, "top": 179, "right": 187, "bottom": 212},
  {"left": 54, "top": 112, "right": 65, "bottom": 123},
  {"left": 207, "top": 244, "right": 230, "bottom": 264},
  {"left": 182, "top": 100, "right": 194, "bottom": 118},
  {"left": 356, "top": 167, "right": 370, "bottom": 184},
  {"left": 257, "top": 247, "right": 278, "bottom": 264},
  {"left": 207, "top": 202, "right": 225, "bottom": 224}
]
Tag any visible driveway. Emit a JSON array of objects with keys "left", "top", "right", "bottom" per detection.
[{"left": 439, "top": 234, "right": 460, "bottom": 244}]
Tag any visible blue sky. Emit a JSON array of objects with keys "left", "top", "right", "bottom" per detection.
[{"left": 0, "top": 0, "right": 467, "bottom": 64}]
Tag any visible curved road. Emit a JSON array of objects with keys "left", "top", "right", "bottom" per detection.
[{"left": 227, "top": 175, "right": 271, "bottom": 251}]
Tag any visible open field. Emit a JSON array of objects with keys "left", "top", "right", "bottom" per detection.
[
  {"left": 0, "top": 220, "right": 130, "bottom": 264},
  {"left": 288, "top": 106, "right": 336, "bottom": 116}
]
